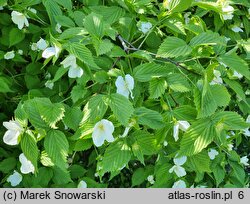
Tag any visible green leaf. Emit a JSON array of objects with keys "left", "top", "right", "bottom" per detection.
[
  {"left": 218, "top": 53, "right": 250, "bottom": 80},
  {"left": 188, "top": 151, "right": 211, "bottom": 173},
  {"left": 173, "top": 105, "right": 197, "bottom": 121},
  {"left": 55, "top": 15, "right": 75, "bottom": 27},
  {"left": 169, "top": 0, "right": 193, "bottom": 13},
  {"left": 210, "top": 85, "right": 231, "bottom": 107},
  {"left": 132, "top": 130, "right": 159, "bottom": 155},
  {"left": 81, "top": 94, "right": 108, "bottom": 124},
  {"left": 63, "top": 106, "right": 83, "bottom": 131},
  {"left": 180, "top": 119, "right": 217, "bottom": 156},
  {"left": 74, "top": 138, "right": 93, "bottom": 151},
  {"left": 68, "top": 165, "right": 86, "bottom": 179},
  {"left": 52, "top": 167, "right": 72, "bottom": 185},
  {"left": 20, "top": 131, "right": 39, "bottom": 170},
  {"left": 9, "top": 28, "right": 25, "bottom": 46},
  {"left": 157, "top": 37, "right": 192, "bottom": 58},
  {"left": 36, "top": 98, "right": 65, "bottom": 129},
  {"left": 133, "top": 62, "right": 174, "bottom": 82},
  {"left": 44, "top": 130, "right": 69, "bottom": 170},
  {"left": 40, "top": 151, "right": 54, "bottom": 167},
  {"left": 93, "top": 39, "right": 114, "bottom": 56},
  {"left": 84, "top": 13, "right": 104, "bottom": 38},
  {"left": 223, "top": 78, "right": 246, "bottom": 101},
  {"left": 132, "top": 168, "right": 146, "bottom": 187},
  {"left": 167, "top": 73, "right": 191, "bottom": 92},
  {"left": 0, "top": 76, "right": 13, "bottom": 93},
  {"left": 42, "top": 0, "right": 62, "bottom": 25},
  {"left": 228, "top": 161, "right": 246, "bottom": 187},
  {"left": 70, "top": 85, "right": 87, "bottom": 103},
  {"left": 0, "top": 157, "right": 16, "bottom": 173},
  {"left": 67, "top": 42, "right": 98, "bottom": 69},
  {"left": 102, "top": 140, "right": 131, "bottom": 173},
  {"left": 54, "top": 0, "right": 72, "bottom": 10},
  {"left": 32, "top": 167, "right": 53, "bottom": 187},
  {"left": 149, "top": 78, "right": 167, "bottom": 99},
  {"left": 213, "top": 165, "right": 225, "bottom": 187},
  {"left": 189, "top": 31, "right": 224, "bottom": 47},
  {"left": 213, "top": 111, "right": 248, "bottom": 130},
  {"left": 134, "top": 107, "right": 164, "bottom": 129},
  {"left": 109, "top": 93, "right": 134, "bottom": 126}
]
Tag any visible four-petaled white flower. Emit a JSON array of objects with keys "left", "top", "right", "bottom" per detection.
[
  {"left": 60, "top": 54, "right": 83, "bottom": 78},
  {"left": 3, "top": 120, "right": 23, "bottom": 145},
  {"left": 11, "top": 11, "right": 29, "bottom": 30},
  {"left": 210, "top": 70, "right": 223, "bottom": 85},
  {"left": 36, "top": 38, "right": 48, "bottom": 51},
  {"left": 173, "top": 120, "right": 190, "bottom": 142},
  {"left": 115, "top": 74, "right": 134, "bottom": 99},
  {"left": 221, "top": 2, "right": 234, "bottom": 20},
  {"left": 92, "top": 119, "right": 115, "bottom": 147},
  {"left": 240, "top": 156, "right": 249, "bottom": 166},
  {"left": 169, "top": 155, "right": 187, "bottom": 178},
  {"left": 77, "top": 180, "right": 87, "bottom": 188},
  {"left": 208, "top": 149, "right": 219, "bottom": 160},
  {"left": 172, "top": 180, "right": 186, "bottom": 188},
  {"left": 147, "top": 175, "right": 155, "bottom": 185},
  {"left": 19, "top": 153, "right": 35, "bottom": 174},
  {"left": 231, "top": 25, "right": 243, "bottom": 33},
  {"left": 4, "top": 51, "right": 15, "bottom": 60},
  {"left": 7, "top": 171, "right": 22, "bottom": 187},
  {"left": 139, "top": 22, "right": 152, "bottom": 34},
  {"left": 42, "top": 45, "right": 60, "bottom": 59}
]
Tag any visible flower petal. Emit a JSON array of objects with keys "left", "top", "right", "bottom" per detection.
[
  {"left": 172, "top": 180, "right": 186, "bottom": 188},
  {"left": 3, "top": 130, "right": 20, "bottom": 145},
  {"left": 173, "top": 123, "right": 179, "bottom": 141},
  {"left": 42, "top": 47, "right": 56, "bottom": 59},
  {"left": 174, "top": 165, "right": 186, "bottom": 177},
  {"left": 77, "top": 180, "right": 87, "bottom": 188},
  {"left": 174, "top": 155, "right": 187, "bottom": 166},
  {"left": 68, "top": 66, "right": 83, "bottom": 78},
  {"left": 19, "top": 153, "right": 35, "bottom": 174},
  {"left": 7, "top": 171, "right": 22, "bottom": 187},
  {"left": 178, "top": 121, "right": 190, "bottom": 131}
]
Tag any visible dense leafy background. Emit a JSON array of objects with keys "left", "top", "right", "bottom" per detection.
[{"left": 0, "top": 0, "right": 250, "bottom": 188}]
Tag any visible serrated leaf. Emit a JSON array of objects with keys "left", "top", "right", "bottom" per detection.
[
  {"left": 228, "top": 161, "right": 246, "bottom": 187},
  {"left": 44, "top": 130, "right": 69, "bottom": 170},
  {"left": 189, "top": 31, "right": 224, "bottom": 47},
  {"left": 52, "top": 167, "right": 72, "bottom": 185},
  {"left": 84, "top": 13, "right": 104, "bottom": 38},
  {"left": 167, "top": 73, "right": 191, "bottom": 92},
  {"left": 9, "top": 28, "right": 25, "bottom": 46},
  {"left": 157, "top": 37, "right": 192, "bottom": 58},
  {"left": 55, "top": 15, "right": 75, "bottom": 27},
  {"left": 133, "top": 62, "right": 175, "bottom": 82},
  {"left": 67, "top": 42, "right": 98, "bottom": 69},
  {"left": 54, "top": 0, "right": 72, "bottom": 10},
  {"left": 218, "top": 53, "right": 250, "bottom": 80},
  {"left": 68, "top": 165, "right": 86, "bottom": 179},
  {"left": 134, "top": 107, "right": 164, "bottom": 129},
  {"left": 0, "top": 157, "right": 16, "bottom": 173},
  {"left": 109, "top": 93, "right": 134, "bottom": 126},
  {"left": 180, "top": 119, "right": 217, "bottom": 156},
  {"left": 168, "top": 0, "right": 193, "bottom": 13},
  {"left": 210, "top": 84, "right": 231, "bottom": 107},
  {"left": 188, "top": 151, "right": 211, "bottom": 173},
  {"left": 20, "top": 131, "right": 39, "bottom": 171},
  {"left": 71, "top": 85, "right": 87, "bottom": 103},
  {"left": 102, "top": 140, "right": 131, "bottom": 173},
  {"left": 173, "top": 105, "right": 197, "bottom": 121},
  {"left": 213, "top": 165, "right": 225, "bottom": 187},
  {"left": 223, "top": 78, "right": 246, "bottom": 101},
  {"left": 63, "top": 106, "right": 83, "bottom": 131},
  {"left": 132, "top": 168, "right": 146, "bottom": 187},
  {"left": 42, "top": 0, "right": 62, "bottom": 25},
  {"left": 149, "top": 78, "right": 167, "bottom": 99},
  {"left": 32, "top": 167, "right": 53, "bottom": 187},
  {"left": 93, "top": 39, "right": 114, "bottom": 56}
]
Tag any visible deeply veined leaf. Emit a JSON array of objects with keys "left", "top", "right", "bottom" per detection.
[
  {"left": 228, "top": 161, "right": 246, "bottom": 187},
  {"left": 132, "top": 130, "right": 159, "bottom": 155},
  {"left": 84, "top": 13, "right": 104, "bottom": 38},
  {"left": 67, "top": 42, "right": 99, "bottom": 69},
  {"left": 44, "top": 130, "right": 69, "bottom": 170},
  {"left": 63, "top": 106, "right": 83, "bottom": 131},
  {"left": 32, "top": 167, "right": 53, "bottom": 187},
  {"left": 133, "top": 62, "right": 175, "bottom": 82},
  {"left": 173, "top": 105, "right": 197, "bottom": 121},
  {"left": 210, "top": 84, "right": 231, "bottom": 107},
  {"left": 157, "top": 37, "right": 192, "bottom": 58},
  {"left": 108, "top": 93, "right": 134, "bottom": 126},
  {"left": 52, "top": 167, "right": 72, "bottom": 185},
  {"left": 167, "top": 73, "right": 191, "bottom": 92},
  {"left": 54, "top": 0, "right": 72, "bottom": 10},
  {"left": 168, "top": 0, "right": 193, "bottom": 13},
  {"left": 213, "top": 111, "right": 248, "bottom": 130},
  {"left": 42, "top": 0, "right": 62, "bottom": 25},
  {"left": 55, "top": 15, "right": 75, "bottom": 27},
  {"left": 189, "top": 31, "right": 224, "bottom": 47},
  {"left": 134, "top": 107, "right": 164, "bottom": 129},
  {"left": 188, "top": 151, "right": 211, "bottom": 173},
  {"left": 180, "top": 119, "right": 217, "bottom": 156},
  {"left": 223, "top": 78, "right": 246, "bottom": 101},
  {"left": 93, "top": 39, "right": 114, "bottom": 56},
  {"left": 218, "top": 53, "right": 250, "bottom": 80},
  {"left": 102, "top": 140, "right": 131, "bottom": 173},
  {"left": 149, "top": 78, "right": 167, "bottom": 99},
  {"left": 20, "top": 131, "right": 39, "bottom": 171}
]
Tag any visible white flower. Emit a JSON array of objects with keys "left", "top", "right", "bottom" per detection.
[
  {"left": 4, "top": 51, "right": 15, "bottom": 60},
  {"left": 77, "top": 180, "right": 87, "bottom": 188},
  {"left": 7, "top": 171, "right": 22, "bottom": 187},
  {"left": 169, "top": 155, "right": 187, "bottom": 177},
  {"left": 243, "top": 115, "right": 250, "bottom": 137},
  {"left": 222, "top": 4, "right": 234, "bottom": 20},
  {"left": 227, "top": 144, "right": 233, "bottom": 151},
  {"left": 45, "top": 80, "right": 54, "bottom": 89},
  {"left": 42, "top": 46, "right": 60, "bottom": 58},
  {"left": 139, "top": 22, "right": 152, "bottom": 34},
  {"left": 37, "top": 38, "right": 48, "bottom": 50},
  {"left": 19, "top": 153, "right": 35, "bottom": 174},
  {"left": 240, "top": 156, "right": 249, "bottom": 166},
  {"left": 208, "top": 149, "right": 219, "bottom": 160},
  {"left": 174, "top": 155, "right": 187, "bottom": 166},
  {"left": 184, "top": 12, "right": 191, "bottom": 24},
  {"left": 31, "top": 43, "right": 38, "bottom": 51},
  {"left": 61, "top": 54, "right": 77, "bottom": 68},
  {"left": 11, "top": 11, "right": 29, "bottom": 30},
  {"left": 163, "top": 141, "right": 168, "bottom": 147},
  {"left": 231, "top": 26, "right": 243, "bottom": 33},
  {"left": 232, "top": 71, "right": 243, "bottom": 79},
  {"left": 18, "top": 49, "right": 23, "bottom": 55},
  {"left": 92, "top": 119, "right": 115, "bottom": 147},
  {"left": 28, "top": 7, "right": 37, "bottom": 14},
  {"left": 210, "top": 70, "right": 223, "bottom": 85},
  {"left": 68, "top": 65, "right": 84, "bottom": 78},
  {"left": 173, "top": 120, "right": 190, "bottom": 141},
  {"left": 172, "top": 180, "right": 186, "bottom": 188},
  {"left": 55, "top": 23, "right": 62, "bottom": 33},
  {"left": 147, "top": 175, "right": 155, "bottom": 185},
  {"left": 115, "top": 74, "right": 134, "bottom": 99},
  {"left": 246, "top": 115, "right": 250, "bottom": 123},
  {"left": 3, "top": 120, "right": 23, "bottom": 145}
]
